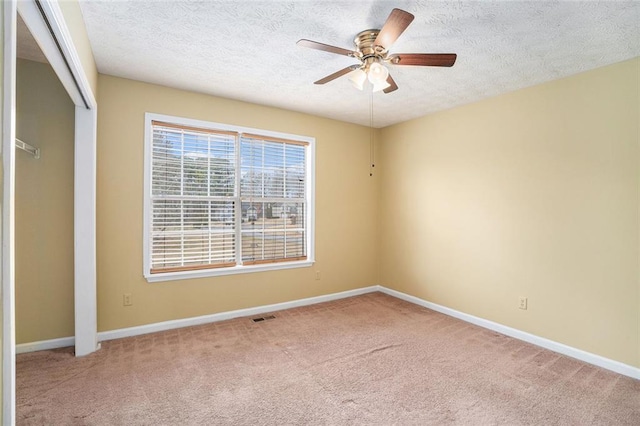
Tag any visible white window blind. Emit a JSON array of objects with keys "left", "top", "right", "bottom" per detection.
[
  {"left": 151, "top": 121, "right": 237, "bottom": 273},
  {"left": 148, "top": 118, "right": 311, "bottom": 277},
  {"left": 240, "top": 134, "right": 307, "bottom": 265}
]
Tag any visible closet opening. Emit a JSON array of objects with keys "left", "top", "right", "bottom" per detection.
[{"left": 15, "top": 12, "right": 76, "bottom": 352}]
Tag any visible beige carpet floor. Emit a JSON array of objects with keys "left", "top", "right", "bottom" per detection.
[{"left": 16, "top": 292, "right": 640, "bottom": 425}]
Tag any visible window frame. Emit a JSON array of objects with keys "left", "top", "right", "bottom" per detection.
[{"left": 143, "top": 112, "right": 315, "bottom": 282}]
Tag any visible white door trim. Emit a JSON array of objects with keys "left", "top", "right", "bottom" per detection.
[
  {"left": 73, "top": 105, "right": 98, "bottom": 356},
  {"left": 2, "top": 2, "right": 18, "bottom": 423}
]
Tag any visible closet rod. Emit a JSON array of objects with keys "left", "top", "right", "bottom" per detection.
[{"left": 15, "top": 138, "right": 40, "bottom": 159}]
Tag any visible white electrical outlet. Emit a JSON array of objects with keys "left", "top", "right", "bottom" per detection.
[
  {"left": 518, "top": 297, "right": 528, "bottom": 310},
  {"left": 123, "top": 293, "right": 133, "bottom": 306}
]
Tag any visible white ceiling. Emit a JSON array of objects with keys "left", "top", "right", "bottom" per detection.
[{"left": 76, "top": 0, "right": 639, "bottom": 128}]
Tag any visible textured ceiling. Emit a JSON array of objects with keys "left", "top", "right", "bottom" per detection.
[{"left": 78, "top": 1, "right": 639, "bottom": 128}]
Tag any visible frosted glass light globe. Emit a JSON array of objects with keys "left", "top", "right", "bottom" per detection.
[
  {"left": 367, "top": 62, "right": 389, "bottom": 85},
  {"left": 348, "top": 68, "right": 367, "bottom": 91},
  {"left": 372, "top": 80, "right": 391, "bottom": 93}
]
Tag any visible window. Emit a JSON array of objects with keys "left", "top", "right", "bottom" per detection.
[{"left": 143, "top": 113, "right": 314, "bottom": 282}]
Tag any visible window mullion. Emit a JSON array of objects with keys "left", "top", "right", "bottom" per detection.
[
  {"left": 180, "top": 131, "right": 185, "bottom": 268},
  {"left": 207, "top": 135, "right": 212, "bottom": 266},
  {"left": 235, "top": 134, "right": 242, "bottom": 266},
  {"left": 283, "top": 144, "right": 287, "bottom": 258},
  {"left": 261, "top": 142, "right": 265, "bottom": 260}
]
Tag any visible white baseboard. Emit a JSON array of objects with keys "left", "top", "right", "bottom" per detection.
[
  {"left": 377, "top": 286, "right": 640, "bottom": 380},
  {"left": 15, "top": 286, "right": 379, "bottom": 354},
  {"left": 16, "top": 336, "right": 75, "bottom": 354},
  {"left": 97, "top": 286, "right": 380, "bottom": 342},
  {"left": 15, "top": 284, "right": 640, "bottom": 382}
]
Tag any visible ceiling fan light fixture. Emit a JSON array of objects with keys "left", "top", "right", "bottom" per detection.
[
  {"left": 348, "top": 68, "right": 367, "bottom": 90},
  {"left": 299, "top": 8, "right": 457, "bottom": 94},
  {"left": 372, "top": 80, "right": 391, "bottom": 93},
  {"left": 367, "top": 61, "right": 389, "bottom": 85}
]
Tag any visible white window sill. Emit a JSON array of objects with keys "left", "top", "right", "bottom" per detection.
[{"left": 145, "top": 259, "right": 315, "bottom": 283}]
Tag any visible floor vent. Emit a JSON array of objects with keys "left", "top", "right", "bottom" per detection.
[{"left": 252, "top": 315, "right": 276, "bottom": 323}]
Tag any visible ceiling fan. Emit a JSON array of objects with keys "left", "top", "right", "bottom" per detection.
[{"left": 297, "top": 8, "right": 457, "bottom": 94}]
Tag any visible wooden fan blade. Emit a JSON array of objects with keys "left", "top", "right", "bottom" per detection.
[
  {"left": 314, "top": 65, "right": 359, "bottom": 85},
  {"left": 383, "top": 74, "right": 398, "bottom": 94},
  {"left": 389, "top": 53, "right": 457, "bottom": 67},
  {"left": 297, "top": 39, "right": 357, "bottom": 57},
  {"left": 374, "top": 8, "right": 415, "bottom": 49}
]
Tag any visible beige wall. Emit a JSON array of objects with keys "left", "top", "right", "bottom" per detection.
[
  {"left": 15, "top": 59, "right": 75, "bottom": 343},
  {"left": 379, "top": 58, "right": 640, "bottom": 367},
  {"left": 58, "top": 0, "right": 98, "bottom": 99},
  {"left": 96, "top": 75, "right": 379, "bottom": 331}
]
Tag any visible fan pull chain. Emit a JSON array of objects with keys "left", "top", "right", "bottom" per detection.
[{"left": 369, "top": 91, "right": 375, "bottom": 177}]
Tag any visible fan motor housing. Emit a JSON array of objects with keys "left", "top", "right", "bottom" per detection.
[{"left": 354, "top": 29, "right": 387, "bottom": 60}]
